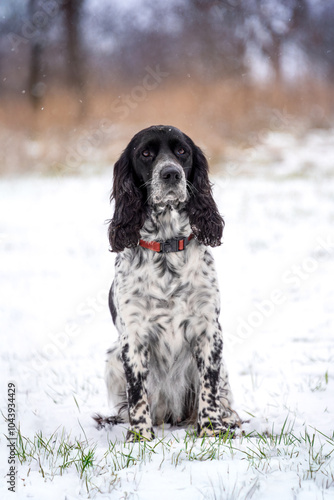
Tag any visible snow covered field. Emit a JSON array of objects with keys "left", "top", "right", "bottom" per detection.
[{"left": 1, "top": 130, "right": 334, "bottom": 499}]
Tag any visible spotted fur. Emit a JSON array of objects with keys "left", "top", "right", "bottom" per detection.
[{"left": 104, "top": 125, "right": 241, "bottom": 441}]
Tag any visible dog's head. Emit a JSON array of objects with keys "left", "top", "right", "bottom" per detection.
[
  {"left": 129, "top": 125, "right": 193, "bottom": 207},
  {"left": 109, "top": 125, "right": 224, "bottom": 252}
]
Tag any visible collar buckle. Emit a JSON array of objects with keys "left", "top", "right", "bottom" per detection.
[
  {"left": 139, "top": 234, "right": 193, "bottom": 253},
  {"left": 160, "top": 238, "right": 182, "bottom": 253}
]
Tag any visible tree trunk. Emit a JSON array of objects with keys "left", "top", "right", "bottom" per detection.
[
  {"left": 28, "top": 0, "right": 44, "bottom": 110},
  {"left": 63, "top": 0, "right": 85, "bottom": 93}
]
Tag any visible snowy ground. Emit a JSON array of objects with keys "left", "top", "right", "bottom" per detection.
[{"left": 1, "top": 129, "right": 334, "bottom": 499}]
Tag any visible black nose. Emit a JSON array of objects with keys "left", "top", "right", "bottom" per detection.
[{"left": 160, "top": 165, "right": 181, "bottom": 183}]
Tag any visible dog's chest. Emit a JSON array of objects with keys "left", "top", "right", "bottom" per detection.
[
  {"left": 116, "top": 244, "right": 202, "bottom": 301},
  {"left": 114, "top": 242, "right": 219, "bottom": 328},
  {"left": 113, "top": 208, "right": 220, "bottom": 347}
]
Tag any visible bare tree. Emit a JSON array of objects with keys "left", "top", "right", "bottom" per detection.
[
  {"left": 28, "top": 0, "right": 45, "bottom": 109},
  {"left": 62, "top": 0, "right": 85, "bottom": 93},
  {"left": 254, "top": 0, "right": 309, "bottom": 84},
  {"left": 2, "top": 0, "right": 334, "bottom": 101}
]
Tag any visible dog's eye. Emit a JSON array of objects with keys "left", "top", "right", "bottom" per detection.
[
  {"left": 177, "top": 148, "right": 186, "bottom": 155},
  {"left": 142, "top": 150, "right": 151, "bottom": 157}
]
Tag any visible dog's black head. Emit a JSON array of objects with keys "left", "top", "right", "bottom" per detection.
[
  {"left": 130, "top": 125, "right": 193, "bottom": 206},
  {"left": 109, "top": 125, "right": 224, "bottom": 252}
]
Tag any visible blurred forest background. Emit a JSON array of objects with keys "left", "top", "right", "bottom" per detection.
[{"left": 0, "top": 0, "right": 334, "bottom": 175}]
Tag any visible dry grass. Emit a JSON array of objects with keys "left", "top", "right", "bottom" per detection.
[{"left": 0, "top": 78, "right": 333, "bottom": 175}]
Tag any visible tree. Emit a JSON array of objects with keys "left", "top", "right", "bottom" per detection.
[
  {"left": 62, "top": 0, "right": 85, "bottom": 93},
  {"left": 28, "top": 0, "right": 45, "bottom": 109}
]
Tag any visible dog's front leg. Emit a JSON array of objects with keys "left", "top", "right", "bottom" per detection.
[
  {"left": 194, "top": 321, "right": 228, "bottom": 437},
  {"left": 121, "top": 338, "right": 154, "bottom": 442}
]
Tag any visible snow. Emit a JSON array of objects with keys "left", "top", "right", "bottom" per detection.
[{"left": 1, "top": 129, "right": 334, "bottom": 499}]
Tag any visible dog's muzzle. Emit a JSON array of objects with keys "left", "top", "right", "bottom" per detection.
[{"left": 151, "top": 161, "right": 187, "bottom": 205}]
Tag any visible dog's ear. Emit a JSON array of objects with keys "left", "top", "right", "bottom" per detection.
[
  {"left": 186, "top": 144, "right": 224, "bottom": 247},
  {"left": 108, "top": 147, "right": 147, "bottom": 252}
]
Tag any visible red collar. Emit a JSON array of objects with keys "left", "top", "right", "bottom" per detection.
[{"left": 139, "top": 234, "right": 194, "bottom": 253}]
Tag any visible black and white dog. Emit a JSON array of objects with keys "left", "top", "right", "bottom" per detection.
[{"left": 101, "top": 125, "right": 240, "bottom": 441}]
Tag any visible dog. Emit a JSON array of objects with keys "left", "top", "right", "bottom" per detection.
[{"left": 99, "top": 125, "right": 240, "bottom": 441}]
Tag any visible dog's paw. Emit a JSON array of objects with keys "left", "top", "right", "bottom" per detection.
[
  {"left": 198, "top": 424, "right": 231, "bottom": 438},
  {"left": 197, "top": 413, "right": 242, "bottom": 439},
  {"left": 221, "top": 407, "right": 243, "bottom": 431},
  {"left": 126, "top": 426, "right": 155, "bottom": 442}
]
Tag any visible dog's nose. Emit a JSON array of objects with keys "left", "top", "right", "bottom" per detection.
[{"left": 160, "top": 165, "right": 181, "bottom": 183}]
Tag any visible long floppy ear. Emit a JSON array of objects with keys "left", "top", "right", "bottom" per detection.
[
  {"left": 186, "top": 144, "right": 224, "bottom": 247},
  {"left": 108, "top": 148, "right": 147, "bottom": 252}
]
